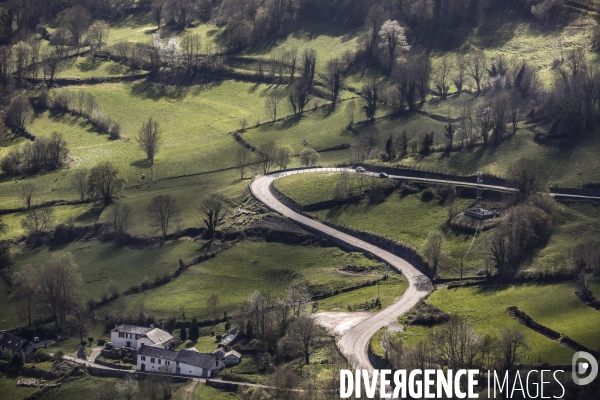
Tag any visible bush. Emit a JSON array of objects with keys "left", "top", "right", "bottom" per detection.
[
  {"left": 54, "top": 350, "right": 64, "bottom": 360},
  {"left": 400, "top": 183, "right": 419, "bottom": 196},
  {"left": 420, "top": 187, "right": 437, "bottom": 202},
  {"left": 34, "top": 349, "right": 53, "bottom": 362},
  {"left": 368, "top": 184, "right": 386, "bottom": 204},
  {"left": 97, "top": 339, "right": 106, "bottom": 346},
  {"left": 215, "top": 334, "right": 222, "bottom": 341},
  {"left": 53, "top": 223, "right": 72, "bottom": 243}
]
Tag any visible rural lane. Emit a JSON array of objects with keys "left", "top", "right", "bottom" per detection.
[{"left": 250, "top": 168, "right": 433, "bottom": 370}]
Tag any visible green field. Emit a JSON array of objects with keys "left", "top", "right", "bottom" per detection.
[
  {"left": 0, "top": 371, "right": 43, "bottom": 400},
  {"left": 426, "top": 282, "right": 600, "bottom": 364},
  {"left": 273, "top": 172, "right": 347, "bottom": 205},
  {"left": 57, "top": 57, "right": 146, "bottom": 80},
  {"left": 98, "top": 240, "right": 389, "bottom": 322}
]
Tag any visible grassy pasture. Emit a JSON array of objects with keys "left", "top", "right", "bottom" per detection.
[
  {"left": 0, "top": 372, "right": 43, "bottom": 400},
  {"left": 57, "top": 57, "right": 144, "bottom": 79},
  {"left": 426, "top": 282, "right": 600, "bottom": 364},
  {"left": 97, "top": 240, "right": 390, "bottom": 322},
  {"left": 11, "top": 240, "right": 201, "bottom": 305}
]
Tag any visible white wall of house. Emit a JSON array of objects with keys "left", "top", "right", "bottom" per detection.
[
  {"left": 224, "top": 355, "right": 241, "bottom": 366},
  {"left": 111, "top": 331, "right": 142, "bottom": 349},
  {"left": 137, "top": 354, "right": 175, "bottom": 373}
]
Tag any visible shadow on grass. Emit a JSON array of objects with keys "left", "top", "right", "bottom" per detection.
[
  {"left": 77, "top": 57, "right": 103, "bottom": 73},
  {"left": 129, "top": 80, "right": 190, "bottom": 101},
  {"left": 130, "top": 159, "right": 153, "bottom": 169}
]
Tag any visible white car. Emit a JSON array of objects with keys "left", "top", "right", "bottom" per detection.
[{"left": 355, "top": 167, "right": 366, "bottom": 173}]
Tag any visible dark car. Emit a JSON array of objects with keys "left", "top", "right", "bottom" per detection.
[{"left": 379, "top": 172, "right": 388, "bottom": 178}]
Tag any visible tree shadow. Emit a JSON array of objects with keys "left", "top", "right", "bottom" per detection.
[
  {"left": 130, "top": 159, "right": 153, "bottom": 169},
  {"left": 129, "top": 80, "right": 190, "bottom": 101},
  {"left": 77, "top": 57, "right": 103, "bottom": 73}
]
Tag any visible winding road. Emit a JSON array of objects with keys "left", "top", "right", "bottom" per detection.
[
  {"left": 250, "top": 168, "right": 433, "bottom": 370},
  {"left": 250, "top": 167, "right": 600, "bottom": 370}
]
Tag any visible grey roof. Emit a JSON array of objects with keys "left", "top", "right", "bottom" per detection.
[
  {"left": 142, "top": 328, "right": 172, "bottom": 345},
  {"left": 138, "top": 347, "right": 219, "bottom": 370},
  {"left": 225, "top": 350, "right": 241, "bottom": 359},
  {"left": 112, "top": 324, "right": 153, "bottom": 335},
  {"left": 0, "top": 333, "right": 28, "bottom": 352},
  {"left": 138, "top": 345, "right": 178, "bottom": 361}
]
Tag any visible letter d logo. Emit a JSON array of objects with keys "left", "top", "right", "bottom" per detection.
[{"left": 572, "top": 351, "right": 598, "bottom": 386}]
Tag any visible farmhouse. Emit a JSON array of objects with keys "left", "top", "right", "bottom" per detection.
[
  {"left": 137, "top": 345, "right": 224, "bottom": 378},
  {"left": 213, "top": 348, "right": 242, "bottom": 366},
  {"left": 110, "top": 324, "right": 173, "bottom": 350},
  {"left": 0, "top": 333, "right": 36, "bottom": 362}
]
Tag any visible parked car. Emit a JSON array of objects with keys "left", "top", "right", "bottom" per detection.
[
  {"left": 33, "top": 337, "right": 40, "bottom": 343},
  {"left": 379, "top": 172, "right": 388, "bottom": 178},
  {"left": 355, "top": 167, "right": 366, "bottom": 173}
]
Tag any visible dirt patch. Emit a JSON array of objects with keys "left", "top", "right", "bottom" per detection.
[{"left": 315, "top": 312, "right": 372, "bottom": 336}]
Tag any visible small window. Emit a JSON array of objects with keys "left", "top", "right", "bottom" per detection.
[
  {"left": 158, "top": 359, "right": 161, "bottom": 364},
  {"left": 151, "top": 358, "right": 155, "bottom": 363},
  {"left": 165, "top": 361, "right": 170, "bottom": 366},
  {"left": 141, "top": 356, "right": 146, "bottom": 361}
]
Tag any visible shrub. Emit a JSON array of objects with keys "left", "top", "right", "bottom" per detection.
[
  {"left": 216, "top": 334, "right": 222, "bottom": 341},
  {"left": 34, "top": 349, "right": 53, "bottom": 362},
  {"left": 97, "top": 339, "right": 106, "bottom": 346},
  {"left": 53, "top": 223, "right": 72, "bottom": 243},
  {"left": 400, "top": 183, "right": 419, "bottom": 196},
  {"left": 420, "top": 187, "right": 436, "bottom": 202},
  {"left": 368, "top": 184, "right": 386, "bottom": 204}
]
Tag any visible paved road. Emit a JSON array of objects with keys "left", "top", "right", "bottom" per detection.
[{"left": 250, "top": 169, "right": 433, "bottom": 370}]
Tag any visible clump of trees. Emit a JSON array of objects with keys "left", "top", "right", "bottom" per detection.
[{"left": 1, "top": 132, "right": 69, "bottom": 175}]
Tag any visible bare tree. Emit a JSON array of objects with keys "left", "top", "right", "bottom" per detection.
[
  {"left": 71, "top": 169, "right": 88, "bottom": 201},
  {"left": 107, "top": 203, "right": 132, "bottom": 243},
  {"left": 496, "top": 328, "right": 529, "bottom": 371},
  {"left": 506, "top": 158, "right": 547, "bottom": 200},
  {"left": 453, "top": 52, "right": 468, "bottom": 95},
  {"left": 198, "top": 194, "right": 227, "bottom": 236},
  {"left": 256, "top": 140, "right": 277, "bottom": 174},
  {"left": 235, "top": 146, "right": 251, "bottom": 180},
  {"left": 422, "top": 229, "right": 444, "bottom": 278},
  {"left": 181, "top": 32, "right": 201, "bottom": 71},
  {"left": 62, "top": 5, "right": 92, "bottom": 55},
  {"left": 148, "top": 195, "right": 180, "bottom": 241},
  {"left": 324, "top": 58, "right": 344, "bottom": 104},
  {"left": 345, "top": 100, "right": 356, "bottom": 127},
  {"left": 361, "top": 81, "right": 379, "bottom": 120},
  {"left": 137, "top": 117, "right": 162, "bottom": 165},
  {"left": 566, "top": 47, "right": 586, "bottom": 76},
  {"left": 87, "top": 20, "right": 110, "bottom": 54},
  {"left": 87, "top": 162, "right": 126, "bottom": 206},
  {"left": 38, "top": 252, "right": 83, "bottom": 331},
  {"left": 10, "top": 264, "right": 39, "bottom": 326},
  {"left": 69, "top": 302, "right": 91, "bottom": 345},
  {"left": 20, "top": 183, "right": 36, "bottom": 210},
  {"left": 207, "top": 292, "right": 220, "bottom": 324},
  {"left": 434, "top": 56, "right": 452, "bottom": 100},
  {"left": 6, "top": 94, "right": 33, "bottom": 130},
  {"left": 286, "top": 282, "right": 312, "bottom": 317},
  {"left": 21, "top": 207, "right": 54, "bottom": 236},
  {"left": 299, "top": 148, "right": 320, "bottom": 166},
  {"left": 467, "top": 50, "right": 487, "bottom": 95},
  {"left": 265, "top": 92, "right": 282, "bottom": 122},
  {"left": 279, "top": 314, "right": 329, "bottom": 364},
  {"left": 275, "top": 145, "right": 293, "bottom": 170}
]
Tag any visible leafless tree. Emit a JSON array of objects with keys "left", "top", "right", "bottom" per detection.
[
  {"left": 278, "top": 314, "right": 329, "bottom": 364},
  {"left": 265, "top": 92, "right": 282, "bottom": 122},
  {"left": 256, "top": 140, "right": 277, "bottom": 174},
  {"left": 361, "top": 81, "right": 378, "bottom": 120},
  {"left": 434, "top": 56, "right": 452, "bottom": 99},
  {"left": 506, "top": 158, "right": 547, "bottom": 200},
  {"left": 275, "top": 145, "right": 292, "bottom": 170},
  {"left": 496, "top": 328, "right": 529, "bottom": 371},
  {"left": 286, "top": 282, "right": 312, "bottom": 317},
  {"left": 71, "top": 169, "right": 88, "bottom": 201},
  {"left": 207, "top": 292, "right": 220, "bottom": 324},
  {"left": 62, "top": 5, "right": 92, "bottom": 55},
  {"left": 235, "top": 146, "right": 251, "bottom": 180},
  {"left": 87, "top": 20, "right": 110, "bottom": 54},
  {"left": 299, "top": 147, "right": 320, "bottom": 166},
  {"left": 181, "top": 32, "right": 201, "bottom": 71},
  {"left": 20, "top": 183, "right": 36, "bottom": 210},
  {"left": 467, "top": 50, "right": 487, "bottom": 95},
  {"left": 107, "top": 203, "right": 132, "bottom": 243},
  {"left": 137, "top": 117, "right": 162, "bottom": 165},
  {"left": 345, "top": 100, "right": 356, "bottom": 127},
  {"left": 324, "top": 58, "right": 344, "bottom": 104},
  {"left": 10, "top": 264, "right": 39, "bottom": 326},
  {"left": 453, "top": 53, "right": 468, "bottom": 95},
  {"left": 198, "top": 194, "right": 227, "bottom": 236},
  {"left": 38, "top": 252, "right": 83, "bottom": 331},
  {"left": 87, "top": 162, "right": 126, "bottom": 206},
  {"left": 69, "top": 302, "right": 91, "bottom": 345},
  {"left": 21, "top": 207, "right": 54, "bottom": 236},
  {"left": 148, "top": 195, "right": 180, "bottom": 241},
  {"left": 422, "top": 229, "right": 444, "bottom": 278},
  {"left": 566, "top": 47, "right": 586, "bottom": 76},
  {"left": 6, "top": 93, "right": 33, "bottom": 130}
]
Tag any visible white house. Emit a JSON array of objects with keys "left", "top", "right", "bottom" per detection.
[
  {"left": 110, "top": 325, "right": 173, "bottom": 350},
  {"left": 136, "top": 345, "right": 224, "bottom": 378},
  {"left": 223, "top": 350, "right": 242, "bottom": 366}
]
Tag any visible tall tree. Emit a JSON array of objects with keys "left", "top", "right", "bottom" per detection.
[
  {"left": 278, "top": 315, "right": 329, "bottom": 364},
  {"left": 20, "top": 183, "right": 36, "bottom": 210},
  {"left": 148, "top": 195, "right": 180, "bottom": 241},
  {"left": 506, "top": 158, "right": 547, "bottom": 200},
  {"left": 324, "top": 58, "right": 343, "bottom": 105},
  {"left": 422, "top": 229, "right": 444, "bottom": 278},
  {"left": 62, "top": 5, "right": 91, "bottom": 55},
  {"left": 10, "top": 264, "right": 39, "bottom": 326},
  {"left": 87, "top": 162, "right": 126, "bottom": 206},
  {"left": 38, "top": 252, "right": 83, "bottom": 331},
  {"left": 87, "top": 20, "right": 110, "bottom": 55},
  {"left": 235, "top": 146, "right": 251, "bottom": 180},
  {"left": 207, "top": 292, "right": 220, "bottom": 325},
  {"left": 71, "top": 169, "right": 88, "bottom": 201},
  {"left": 453, "top": 52, "right": 468, "bottom": 95},
  {"left": 361, "top": 81, "right": 379, "bottom": 120},
  {"left": 378, "top": 20, "right": 410, "bottom": 70},
  {"left": 6, "top": 93, "right": 33, "bottom": 130},
  {"left": 275, "top": 145, "right": 293, "bottom": 170},
  {"left": 137, "top": 117, "right": 162, "bottom": 165},
  {"left": 107, "top": 203, "right": 132, "bottom": 243},
  {"left": 434, "top": 56, "right": 452, "bottom": 100},
  {"left": 198, "top": 194, "right": 227, "bottom": 236},
  {"left": 21, "top": 207, "right": 54, "bottom": 236},
  {"left": 255, "top": 140, "right": 277, "bottom": 174},
  {"left": 468, "top": 50, "right": 487, "bottom": 95},
  {"left": 299, "top": 148, "right": 320, "bottom": 166}
]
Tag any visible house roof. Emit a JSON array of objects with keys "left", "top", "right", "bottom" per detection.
[
  {"left": 142, "top": 328, "right": 172, "bottom": 345},
  {"left": 112, "top": 325, "right": 153, "bottom": 335},
  {"left": 224, "top": 350, "right": 241, "bottom": 359},
  {"left": 0, "top": 333, "right": 29, "bottom": 353},
  {"left": 138, "top": 347, "right": 220, "bottom": 370}
]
